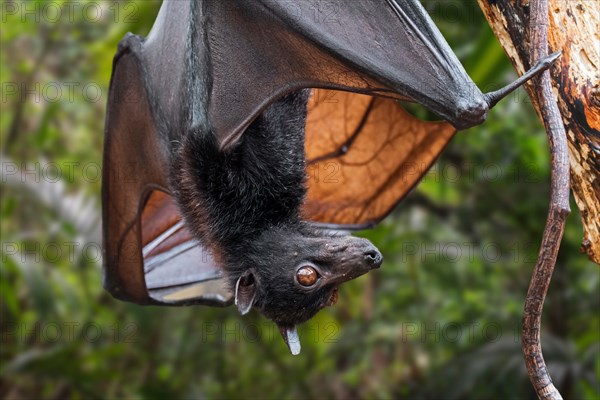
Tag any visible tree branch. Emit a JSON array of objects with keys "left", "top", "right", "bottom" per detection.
[
  {"left": 521, "top": 1, "right": 571, "bottom": 398},
  {"left": 477, "top": 0, "right": 578, "bottom": 398}
]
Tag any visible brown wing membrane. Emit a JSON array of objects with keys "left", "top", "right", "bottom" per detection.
[
  {"left": 102, "top": 38, "right": 168, "bottom": 304},
  {"left": 102, "top": 36, "right": 231, "bottom": 306},
  {"left": 303, "top": 89, "right": 456, "bottom": 228}
]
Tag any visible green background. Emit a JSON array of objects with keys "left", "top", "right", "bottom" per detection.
[{"left": 1, "top": 1, "right": 598, "bottom": 399}]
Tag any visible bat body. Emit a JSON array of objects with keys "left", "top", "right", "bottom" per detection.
[
  {"left": 102, "top": 0, "right": 557, "bottom": 354},
  {"left": 173, "top": 88, "right": 382, "bottom": 351}
]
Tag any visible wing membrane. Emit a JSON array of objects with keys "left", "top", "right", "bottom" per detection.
[{"left": 303, "top": 89, "right": 456, "bottom": 228}]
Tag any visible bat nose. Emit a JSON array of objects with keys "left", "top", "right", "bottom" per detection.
[{"left": 364, "top": 246, "right": 383, "bottom": 268}]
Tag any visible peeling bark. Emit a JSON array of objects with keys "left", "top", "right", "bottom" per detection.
[{"left": 478, "top": 0, "right": 600, "bottom": 265}]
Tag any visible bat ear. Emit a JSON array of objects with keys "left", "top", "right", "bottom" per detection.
[
  {"left": 234, "top": 270, "right": 257, "bottom": 315},
  {"left": 278, "top": 325, "right": 301, "bottom": 355}
]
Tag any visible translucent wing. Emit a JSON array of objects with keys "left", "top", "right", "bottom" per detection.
[{"left": 303, "top": 90, "right": 456, "bottom": 228}]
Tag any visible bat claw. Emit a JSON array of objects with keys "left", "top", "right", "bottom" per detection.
[{"left": 484, "top": 51, "right": 561, "bottom": 109}]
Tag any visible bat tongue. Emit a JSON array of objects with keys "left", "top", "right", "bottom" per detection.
[{"left": 278, "top": 325, "right": 301, "bottom": 355}]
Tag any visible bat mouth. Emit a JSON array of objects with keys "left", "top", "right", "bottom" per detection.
[{"left": 325, "top": 287, "right": 339, "bottom": 307}]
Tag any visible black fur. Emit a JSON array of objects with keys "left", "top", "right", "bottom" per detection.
[
  {"left": 172, "top": 90, "right": 381, "bottom": 328},
  {"left": 176, "top": 90, "right": 310, "bottom": 247}
]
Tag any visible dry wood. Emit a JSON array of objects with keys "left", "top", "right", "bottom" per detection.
[{"left": 477, "top": 0, "right": 600, "bottom": 263}]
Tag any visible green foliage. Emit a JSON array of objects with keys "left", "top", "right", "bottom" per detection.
[{"left": 1, "top": 1, "right": 598, "bottom": 399}]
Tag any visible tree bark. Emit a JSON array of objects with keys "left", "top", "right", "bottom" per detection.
[{"left": 477, "top": 0, "right": 600, "bottom": 265}]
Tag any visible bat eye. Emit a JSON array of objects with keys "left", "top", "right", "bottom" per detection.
[{"left": 296, "top": 266, "right": 319, "bottom": 287}]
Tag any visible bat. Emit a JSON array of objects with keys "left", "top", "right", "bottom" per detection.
[{"left": 102, "top": 0, "right": 558, "bottom": 354}]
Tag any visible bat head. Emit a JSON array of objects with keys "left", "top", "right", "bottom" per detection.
[{"left": 230, "top": 224, "right": 382, "bottom": 354}]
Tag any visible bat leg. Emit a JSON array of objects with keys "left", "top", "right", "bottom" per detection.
[{"left": 484, "top": 51, "right": 561, "bottom": 108}]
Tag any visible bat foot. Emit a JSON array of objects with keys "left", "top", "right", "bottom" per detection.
[{"left": 484, "top": 51, "right": 561, "bottom": 109}]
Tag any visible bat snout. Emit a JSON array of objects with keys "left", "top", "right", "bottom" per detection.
[
  {"left": 346, "top": 238, "right": 383, "bottom": 270},
  {"left": 364, "top": 246, "right": 383, "bottom": 269},
  {"left": 324, "top": 238, "right": 382, "bottom": 286}
]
